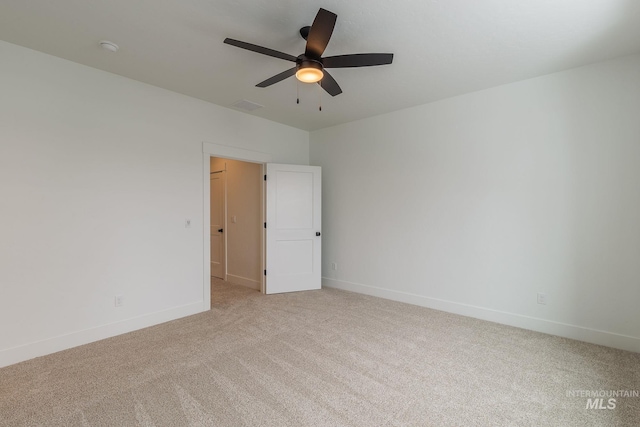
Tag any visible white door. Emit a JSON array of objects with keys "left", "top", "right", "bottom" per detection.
[
  {"left": 210, "top": 171, "right": 226, "bottom": 279},
  {"left": 265, "top": 163, "right": 321, "bottom": 294}
]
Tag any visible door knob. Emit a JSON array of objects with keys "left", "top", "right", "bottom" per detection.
[
  {"left": 218, "top": 228, "right": 224, "bottom": 233},
  {"left": 316, "top": 232, "right": 321, "bottom": 236}
]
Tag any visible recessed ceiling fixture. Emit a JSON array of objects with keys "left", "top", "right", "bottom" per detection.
[
  {"left": 99, "top": 41, "right": 119, "bottom": 52},
  {"left": 223, "top": 8, "right": 393, "bottom": 97}
]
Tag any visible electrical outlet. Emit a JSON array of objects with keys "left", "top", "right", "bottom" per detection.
[
  {"left": 537, "top": 293, "right": 547, "bottom": 305},
  {"left": 331, "top": 262, "right": 338, "bottom": 271},
  {"left": 115, "top": 295, "right": 124, "bottom": 307}
]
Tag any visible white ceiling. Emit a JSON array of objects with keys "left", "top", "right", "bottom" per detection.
[{"left": 1, "top": 0, "right": 640, "bottom": 131}]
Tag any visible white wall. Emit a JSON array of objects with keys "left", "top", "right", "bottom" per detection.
[
  {"left": 0, "top": 40, "right": 308, "bottom": 367},
  {"left": 210, "top": 158, "right": 262, "bottom": 289},
  {"left": 311, "top": 53, "right": 640, "bottom": 352}
]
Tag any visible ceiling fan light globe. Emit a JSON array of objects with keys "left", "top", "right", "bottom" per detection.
[{"left": 296, "top": 67, "right": 324, "bottom": 83}]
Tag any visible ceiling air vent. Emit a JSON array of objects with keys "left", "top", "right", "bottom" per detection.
[{"left": 231, "top": 99, "right": 264, "bottom": 111}]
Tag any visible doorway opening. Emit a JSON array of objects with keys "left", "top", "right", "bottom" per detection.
[
  {"left": 202, "top": 142, "right": 272, "bottom": 310},
  {"left": 209, "top": 157, "right": 263, "bottom": 293},
  {"left": 202, "top": 142, "right": 322, "bottom": 308}
]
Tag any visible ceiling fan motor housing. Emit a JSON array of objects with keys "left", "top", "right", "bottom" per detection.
[{"left": 297, "top": 56, "right": 323, "bottom": 71}]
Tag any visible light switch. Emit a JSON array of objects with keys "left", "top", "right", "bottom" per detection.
[{"left": 232, "top": 215, "right": 237, "bottom": 223}]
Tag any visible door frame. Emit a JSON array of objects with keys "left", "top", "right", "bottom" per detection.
[
  {"left": 202, "top": 142, "right": 272, "bottom": 310},
  {"left": 209, "top": 169, "right": 227, "bottom": 281}
]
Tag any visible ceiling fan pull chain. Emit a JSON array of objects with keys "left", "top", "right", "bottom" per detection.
[
  {"left": 296, "top": 80, "right": 300, "bottom": 105},
  {"left": 318, "top": 81, "right": 322, "bottom": 111}
]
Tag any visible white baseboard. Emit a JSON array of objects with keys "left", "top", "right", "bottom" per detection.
[
  {"left": 0, "top": 301, "right": 205, "bottom": 368},
  {"left": 322, "top": 278, "right": 640, "bottom": 354},
  {"left": 226, "top": 274, "right": 260, "bottom": 291}
]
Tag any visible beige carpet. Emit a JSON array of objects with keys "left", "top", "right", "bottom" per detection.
[{"left": 1, "top": 279, "right": 639, "bottom": 426}]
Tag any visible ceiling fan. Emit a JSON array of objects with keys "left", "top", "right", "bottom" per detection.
[{"left": 223, "top": 8, "right": 394, "bottom": 97}]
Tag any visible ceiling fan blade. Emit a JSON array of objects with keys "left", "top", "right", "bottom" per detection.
[
  {"left": 305, "top": 8, "right": 337, "bottom": 58},
  {"left": 256, "top": 67, "right": 297, "bottom": 88},
  {"left": 323, "top": 53, "right": 394, "bottom": 68},
  {"left": 319, "top": 70, "right": 342, "bottom": 96},
  {"left": 224, "top": 38, "right": 298, "bottom": 62}
]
